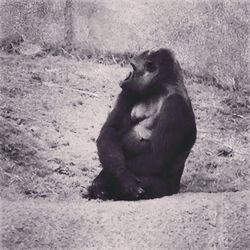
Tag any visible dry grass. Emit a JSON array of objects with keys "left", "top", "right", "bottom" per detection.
[{"left": 1, "top": 0, "right": 249, "bottom": 88}]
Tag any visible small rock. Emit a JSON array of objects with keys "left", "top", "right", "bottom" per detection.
[
  {"left": 30, "top": 126, "right": 38, "bottom": 132},
  {"left": 77, "top": 100, "right": 83, "bottom": 105},
  {"left": 48, "top": 141, "right": 58, "bottom": 149},
  {"left": 81, "top": 167, "right": 88, "bottom": 172},
  {"left": 31, "top": 73, "right": 42, "bottom": 82},
  {"left": 92, "top": 156, "right": 98, "bottom": 161},
  {"left": 217, "top": 147, "right": 233, "bottom": 157},
  {"left": 17, "top": 118, "right": 25, "bottom": 125},
  {"left": 62, "top": 141, "right": 70, "bottom": 146}
]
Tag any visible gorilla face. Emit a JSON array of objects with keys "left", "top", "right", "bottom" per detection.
[
  {"left": 119, "top": 51, "right": 159, "bottom": 95},
  {"left": 119, "top": 49, "right": 180, "bottom": 95}
]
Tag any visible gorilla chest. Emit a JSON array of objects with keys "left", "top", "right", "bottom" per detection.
[
  {"left": 129, "top": 97, "right": 164, "bottom": 140},
  {"left": 121, "top": 97, "right": 164, "bottom": 156}
]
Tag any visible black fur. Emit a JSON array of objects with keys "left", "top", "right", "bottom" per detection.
[{"left": 88, "top": 48, "right": 196, "bottom": 200}]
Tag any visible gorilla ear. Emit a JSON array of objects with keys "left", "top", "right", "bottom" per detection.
[{"left": 145, "top": 61, "right": 157, "bottom": 73}]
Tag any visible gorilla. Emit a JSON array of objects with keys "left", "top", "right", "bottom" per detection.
[{"left": 88, "top": 48, "right": 196, "bottom": 200}]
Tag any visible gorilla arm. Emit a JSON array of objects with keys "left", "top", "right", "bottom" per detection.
[
  {"left": 97, "top": 92, "right": 130, "bottom": 177},
  {"left": 96, "top": 92, "right": 144, "bottom": 198}
]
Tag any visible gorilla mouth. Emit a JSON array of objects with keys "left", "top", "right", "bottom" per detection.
[{"left": 125, "top": 72, "right": 132, "bottom": 81}]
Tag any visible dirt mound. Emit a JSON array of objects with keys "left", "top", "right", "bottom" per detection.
[{"left": 2, "top": 191, "right": 249, "bottom": 250}]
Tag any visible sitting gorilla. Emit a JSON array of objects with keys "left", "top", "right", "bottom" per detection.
[{"left": 88, "top": 48, "right": 196, "bottom": 200}]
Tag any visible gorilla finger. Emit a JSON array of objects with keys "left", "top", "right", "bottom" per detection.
[
  {"left": 133, "top": 186, "right": 145, "bottom": 198},
  {"left": 137, "top": 187, "right": 145, "bottom": 195}
]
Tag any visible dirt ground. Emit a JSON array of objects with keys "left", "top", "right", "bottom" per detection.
[{"left": 0, "top": 51, "right": 249, "bottom": 249}]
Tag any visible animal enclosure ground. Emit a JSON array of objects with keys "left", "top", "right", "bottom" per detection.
[
  {"left": 0, "top": 52, "right": 249, "bottom": 249},
  {"left": 0, "top": 53, "right": 249, "bottom": 200}
]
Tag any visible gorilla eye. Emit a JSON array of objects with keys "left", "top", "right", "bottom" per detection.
[{"left": 145, "top": 61, "right": 156, "bottom": 73}]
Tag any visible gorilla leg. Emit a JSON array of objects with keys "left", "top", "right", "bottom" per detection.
[
  {"left": 164, "top": 150, "right": 191, "bottom": 194},
  {"left": 89, "top": 151, "right": 190, "bottom": 200},
  {"left": 134, "top": 151, "right": 191, "bottom": 199},
  {"left": 137, "top": 174, "right": 181, "bottom": 199},
  {"left": 137, "top": 176, "right": 169, "bottom": 199}
]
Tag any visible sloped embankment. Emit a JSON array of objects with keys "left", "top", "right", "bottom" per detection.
[{"left": 2, "top": 191, "right": 249, "bottom": 249}]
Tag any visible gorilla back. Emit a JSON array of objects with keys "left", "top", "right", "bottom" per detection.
[{"left": 88, "top": 48, "right": 196, "bottom": 200}]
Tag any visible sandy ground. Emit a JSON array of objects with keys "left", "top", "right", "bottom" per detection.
[
  {"left": 2, "top": 191, "right": 249, "bottom": 250},
  {"left": 0, "top": 52, "right": 249, "bottom": 249}
]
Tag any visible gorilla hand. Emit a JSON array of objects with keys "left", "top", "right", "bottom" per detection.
[{"left": 118, "top": 170, "right": 145, "bottom": 200}]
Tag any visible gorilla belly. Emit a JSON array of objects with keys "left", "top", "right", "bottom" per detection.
[{"left": 122, "top": 125, "right": 151, "bottom": 157}]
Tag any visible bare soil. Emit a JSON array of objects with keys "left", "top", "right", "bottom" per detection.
[{"left": 0, "top": 52, "right": 249, "bottom": 249}]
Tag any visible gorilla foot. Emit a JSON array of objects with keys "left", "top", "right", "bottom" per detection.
[{"left": 87, "top": 185, "right": 110, "bottom": 200}]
